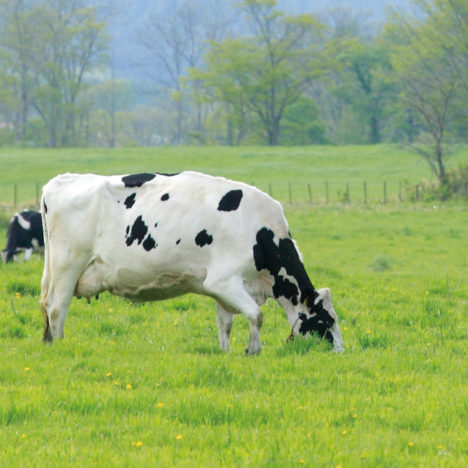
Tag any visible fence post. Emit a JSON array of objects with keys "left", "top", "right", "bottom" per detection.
[
  {"left": 399, "top": 181, "right": 402, "bottom": 202},
  {"left": 363, "top": 181, "right": 367, "bottom": 204},
  {"left": 288, "top": 181, "right": 292, "bottom": 204},
  {"left": 36, "top": 183, "right": 40, "bottom": 207},
  {"left": 415, "top": 184, "right": 419, "bottom": 201},
  {"left": 307, "top": 183, "right": 312, "bottom": 203},
  {"left": 325, "top": 181, "right": 329, "bottom": 204},
  {"left": 383, "top": 181, "right": 387, "bottom": 204}
]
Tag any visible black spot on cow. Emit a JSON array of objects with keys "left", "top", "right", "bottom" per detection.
[
  {"left": 176, "top": 239, "right": 181, "bottom": 245},
  {"left": 298, "top": 311, "right": 334, "bottom": 339},
  {"left": 122, "top": 173, "right": 156, "bottom": 188},
  {"left": 272, "top": 276, "right": 299, "bottom": 306},
  {"left": 44, "top": 202, "right": 48, "bottom": 214},
  {"left": 195, "top": 229, "right": 213, "bottom": 247},
  {"left": 154, "top": 222, "right": 158, "bottom": 228},
  {"left": 253, "top": 227, "right": 311, "bottom": 302},
  {"left": 161, "top": 193, "right": 169, "bottom": 201},
  {"left": 124, "top": 193, "right": 136, "bottom": 209},
  {"left": 143, "top": 234, "right": 157, "bottom": 251},
  {"left": 218, "top": 189, "right": 243, "bottom": 212},
  {"left": 125, "top": 216, "right": 148, "bottom": 246}
]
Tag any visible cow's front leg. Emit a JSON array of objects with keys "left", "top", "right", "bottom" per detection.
[
  {"left": 245, "top": 309, "right": 263, "bottom": 356},
  {"left": 205, "top": 275, "right": 263, "bottom": 356},
  {"left": 24, "top": 247, "right": 33, "bottom": 261},
  {"left": 216, "top": 303, "right": 233, "bottom": 351}
]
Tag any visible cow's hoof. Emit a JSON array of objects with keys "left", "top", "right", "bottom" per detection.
[{"left": 245, "top": 347, "right": 261, "bottom": 356}]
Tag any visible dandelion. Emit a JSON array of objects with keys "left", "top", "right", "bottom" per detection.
[
  {"left": 437, "top": 445, "right": 443, "bottom": 449},
  {"left": 157, "top": 402, "right": 164, "bottom": 407},
  {"left": 16, "top": 292, "right": 21, "bottom": 298},
  {"left": 361, "top": 453, "right": 367, "bottom": 459},
  {"left": 343, "top": 326, "right": 348, "bottom": 331},
  {"left": 352, "top": 414, "right": 357, "bottom": 419},
  {"left": 342, "top": 430, "right": 347, "bottom": 435},
  {"left": 24, "top": 367, "right": 30, "bottom": 372},
  {"left": 126, "top": 384, "right": 132, "bottom": 390},
  {"left": 299, "top": 460, "right": 305, "bottom": 464},
  {"left": 176, "top": 435, "right": 182, "bottom": 440},
  {"left": 108, "top": 308, "right": 113, "bottom": 312},
  {"left": 408, "top": 442, "right": 414, "bottom": 447},
  {"left": 113, "top": 381, "right": 120, "bottom": 387},
  {"left": 367, "top": 329, "right": 371, "bottom": 334},
  {"left": 21, "top": 434, "right": 27, "bottom": 439},
  {"left": 132, "top": 441, "right": 143, "bottom": 447},
  {"left": 106, "top": 372, "right": 112, "bottom": 377}
]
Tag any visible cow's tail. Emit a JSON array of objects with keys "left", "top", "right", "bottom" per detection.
[{"left": 40, "top": 193, "right": 52, "bottom": 342}]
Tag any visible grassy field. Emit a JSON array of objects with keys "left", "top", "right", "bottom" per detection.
[
  {"left": 1, "top": 145, "right": 467, "bottom": 207},
  {"left": 0, "top": 146, "right": 467, "bottom": 467}
]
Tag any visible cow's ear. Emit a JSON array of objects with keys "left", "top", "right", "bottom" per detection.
[{"left": 318, "top": 287, "right": 332, "bottom": 302}]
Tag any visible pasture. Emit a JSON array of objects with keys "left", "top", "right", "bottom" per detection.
[{"left": 1, "top": 146, "right": 467, "bottom": 467}]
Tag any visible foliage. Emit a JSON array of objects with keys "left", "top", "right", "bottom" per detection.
[
  {"left": 0, "top": 0, "right": 108, "bottom": 147},
  {"left": 195, "top": 0, "right": 327, "bottom": 146},
  {"left": 385, "top": 0, "right": 468, "bottom": 181},
  {"left": 0, "top": 1, "right": 467, "bottom": 149},
  {"left": 407, "top": 165, "right": 468, "bottom": 202}
]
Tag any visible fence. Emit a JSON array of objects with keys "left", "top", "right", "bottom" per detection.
[{"left": 3, "top": 180, "right": 434, "bottom": 210}]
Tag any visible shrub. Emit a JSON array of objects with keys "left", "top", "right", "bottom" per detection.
[{"left": 406, "top": 166, "right": 468, "bottom": 201}]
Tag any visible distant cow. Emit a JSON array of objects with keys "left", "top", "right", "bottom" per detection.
[
  {"left": 40, "top": 172, "right": 344, "bottom": 354},
  {"left": 2, "top": 210, "right": 44, "bottom": 263}
]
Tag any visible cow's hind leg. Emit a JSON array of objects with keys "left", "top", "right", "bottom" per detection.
[
  {"left": 42, "top": 275, "right": 79, "bottom": 341},
  {"left": 206, "top": 277, "right": 263, "bottom": 356},
  {"left": 216, "top": 303, "right": 234, "bottom": 352}
]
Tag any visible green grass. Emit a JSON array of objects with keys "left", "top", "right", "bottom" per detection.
[
  {"left": 0, "top": 146, "right": 467, "bottom": 466},
  {"left": 1, "top": 145, "right": 467, "bottom": 207}
]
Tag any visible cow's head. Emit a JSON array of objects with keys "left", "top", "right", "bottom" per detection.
[{"left": 297, "top": 287, "right": 344, "bottom": 352}]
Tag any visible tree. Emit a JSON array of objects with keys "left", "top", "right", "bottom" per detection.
[
  {"left": 0, "top": 0, "right": 41, "bottom": 141},
  {"left": 138, "top": 0, "right": 231, "bottom": 145},
  {"left": 281, "top": 96, "right": 327, "bottom": 145},
  {"left": 31, "top": 0, "right": 107, "bottom": 147},
  {"left": 386, "top": 0, "right": 468, "bottom": 182},
  {"left": 337, "top": 40, "right": 394, "bottom": 144},
  {"left": 199, "top": 0, "right": 326, "bottom": 146}
]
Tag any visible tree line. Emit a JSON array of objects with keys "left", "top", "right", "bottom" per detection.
[{"left": 0, "top": 0, "right": 466, "bottom": 182}]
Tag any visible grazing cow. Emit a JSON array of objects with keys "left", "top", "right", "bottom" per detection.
[
  {"left": 2, "top": 210, "right": 44, "bottom": 264},
  {"left": 40, "top": 172, "right": 344, "bottom": 354}
]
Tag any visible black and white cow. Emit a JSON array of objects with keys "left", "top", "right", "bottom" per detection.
[
  {"left": 2, "top": 210, "right": 44, "bottom": 264},
  {"left": 40, "top": 172, "right": 344, "bottom": 354}
]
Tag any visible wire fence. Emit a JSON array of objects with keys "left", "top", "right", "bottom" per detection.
[{"left": 2, "top": 179, "right": 445, "bottom": 211}]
